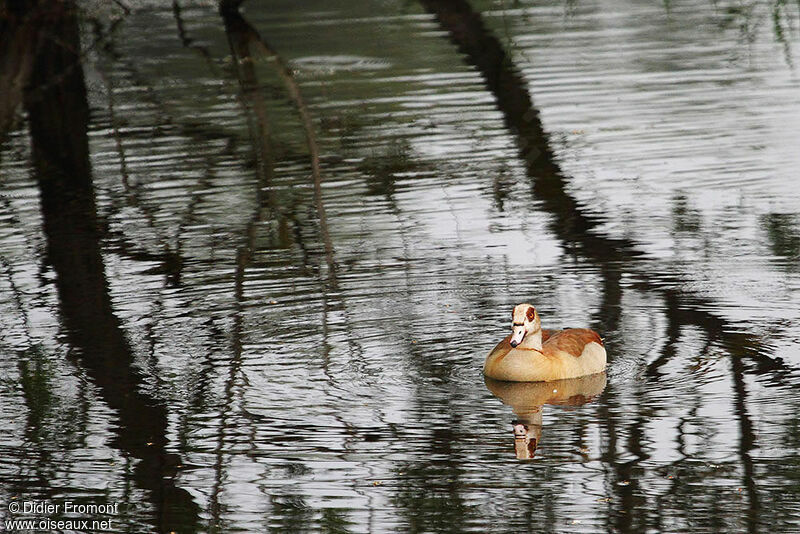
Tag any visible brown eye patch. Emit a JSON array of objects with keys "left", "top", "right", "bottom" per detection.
[{"left": 526, "top": 307, "right": 535, "bottom": 321}]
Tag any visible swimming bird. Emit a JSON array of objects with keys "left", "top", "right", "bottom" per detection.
[{"left": 483, "top": 303, "right": 606, "bottom": 382}]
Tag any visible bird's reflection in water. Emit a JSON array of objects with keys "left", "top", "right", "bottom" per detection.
[{"left": 485, "top": 373, "right": 607, "bottom": 459}]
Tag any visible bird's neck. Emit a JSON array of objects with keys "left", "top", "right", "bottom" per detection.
[{"left": 519, "top": 328, "right": 543, "bottom": 351}]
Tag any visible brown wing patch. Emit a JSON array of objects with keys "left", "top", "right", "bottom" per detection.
[
  {"left": 543, "top": 329, "right": 603, "bottom": 357},
  {"left": 541, "top": 329, "right": 556, "bottom": 343}
]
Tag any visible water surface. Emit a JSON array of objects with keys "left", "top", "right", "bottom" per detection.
[{"left": 1, "top": 0, "right": 799, "bottom": 532}]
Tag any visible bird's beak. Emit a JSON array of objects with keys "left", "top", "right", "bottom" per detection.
[{"left": 510, "top": 325, "right": 526, "bottom": 347}]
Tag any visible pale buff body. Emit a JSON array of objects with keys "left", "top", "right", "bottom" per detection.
[{"left": 484, "top": 304, "right": 607, "bottom": 382}]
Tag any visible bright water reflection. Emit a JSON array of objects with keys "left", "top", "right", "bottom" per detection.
[{"left": 1, "top": 0, "right": 800, "bottom": 532}]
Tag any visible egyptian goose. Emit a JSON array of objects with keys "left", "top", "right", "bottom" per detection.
[{"left": 483, "top": 303, "right": 606, "bottom": 382}]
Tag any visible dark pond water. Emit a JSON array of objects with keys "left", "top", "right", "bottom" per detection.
[{"left": 1, "top": 0, "right": 800, "bottom": 532}]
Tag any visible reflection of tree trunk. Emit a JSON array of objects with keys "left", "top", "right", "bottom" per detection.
[
  {"left": 21, "top": 3, "right": 198, "bottom": 532},
  {"left": 418, "top": 0, "right": 790, "bottom": 379},
  {"left": 221, "top": 5, "right": 274, "bottom": 198}
]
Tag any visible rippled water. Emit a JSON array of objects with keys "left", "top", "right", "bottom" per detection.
[{"left": 1, "top": 0, "right": 800, "bottom": 532}]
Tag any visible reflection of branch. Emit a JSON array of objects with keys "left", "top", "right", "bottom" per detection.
[
  {"left": 220, "top": 5, "right": 276, "bottom": 215},
  {"left": 111, "top": 0, "right": 131, "bottom": 14},
  {"left": 221, "top": 1, "right": 366, "bottom": 422},
  {"left": 90, "top": 20, "right": 195, "bottom": 288},
  {"left": 172, "top": 0, "right": 220, "bottom": 76},
  {"left": 98, "top": 68, "right": 130, "bottom": 190},
  {"left": 209, "top": 10, "right": 281, "bottom": 524},
  {"left": 220, "top": 2, "right": 336, "bottom": 282},
  {"left": 0, "top": 257, "right": 34, "bottom": 347},
  {"left": 731, "top": 354, "right": 760, "bottom": 534},
  {"left": 770, "top": 0, "right": 794, "bottom": 68},
  {"left": 93, "top": 25, "right": 243, "bottom": 158},
  {"left": 645, "top": 290, "right": 692, "bottom": 378},
  {"left": 253, "top": 36, "right": 335, "bottom": 277},
  {"left": 220, "top": 13, "right": 375, "bottom": 422}
]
